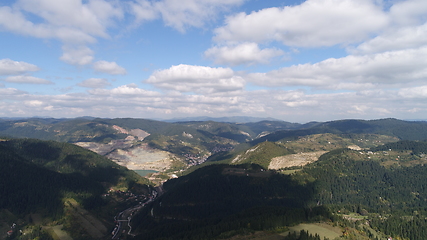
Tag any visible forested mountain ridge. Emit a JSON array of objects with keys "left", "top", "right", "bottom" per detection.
[
  {"left": 129, "top": 163, "right": 332, "bottom": 240},
  {"left": 128, "top": 139, "right": 427, "bottom": 240},
  {"left": 252, "top": 118, "right": 427, "bottom": 145},
  {"left": 0, "top": 137, "right": 152, "bottom": 239},
  {"left": 293, "top": 142, "right": 427, "bottom": 240},
  {"left": 203, "top": 133, "right": 400, "bottom": 171}
]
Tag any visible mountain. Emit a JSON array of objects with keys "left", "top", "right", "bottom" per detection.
[
  {"left": 0, "top": 137, "right": 152, "bottom": 239},
  {"left": 163, "top": 116, "right": 282, "bottom": 123},
  {"left": 128, "top": 139, "right": 427, "bottom": 239},
  {"left": 0, "top": 137, "right": 150, "bottom": 213},
  {"left": 251, "top": 118, "right": 427, "bottom": 145},
  {"left": 129, "top": 163, "right": 331, "bottom": 240}
]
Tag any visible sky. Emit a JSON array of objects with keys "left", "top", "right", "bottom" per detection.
[{"left": 1, "top": 0, "right": 427, "bottom": 123}]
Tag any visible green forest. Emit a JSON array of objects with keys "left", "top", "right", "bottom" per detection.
[
  {"left": 128, "top": 139, "right": 427, "bottom": 240},
  {"left": 0, "top": 138, "right": 152, "bottom": 239}
]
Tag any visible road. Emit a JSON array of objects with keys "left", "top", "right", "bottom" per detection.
[{"left": 112, "top": 186, "right": 162, "bottom": 239}]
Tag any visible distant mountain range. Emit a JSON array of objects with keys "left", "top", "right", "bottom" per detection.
[
  {"left": 161, "top": 116, "right": 282, "bottom": 123},
  {"left": 1, "top": 117, "right": 427, "bottom": 167}
]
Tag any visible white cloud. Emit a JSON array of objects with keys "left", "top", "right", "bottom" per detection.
[
  {"left": 78, "top": 78, "right": 110, "bottom": 88},
  {"left": 214, "top": 0, "right": 388, "bottom": 47},
  {"left": 247, "top": 46, "right": 427, "bottom": 89},
  {"left": 0, "top": 88, "right": 28, "bottom": 98},
  {"left": 0, "top": 0, "right": 122, "bottom": 66},
  {"left": 89, "top": 84, "right": 160, "bottom": 96},
  {"left": 130, "top": 0, "right": 245, "bottom": 32},
  {"left": 60, "top": 45, "right": 94, "bottom": 65},
  {"left": 129, "top": 0, "right": 158, "bottom": 23},
  {"left": 204, "top": 42, "right": 284, "bottom": 66},
  {"left": 0, "top": 84, "right": 426, "bottom": 122},
  {"left": 352, "top": 23, "right": 427, "bottom": 54},
  {"left": 15, "top": 0, "right": 123, "bottom": 40},
  {"left": 93, "top": 61, "right": 127, "bottom": 75},
  {"left": 389, "top": 0, "right": 427, "bottom": 26},
  {"left": 398, "top": 85, "right": 427, "bottom": 99},
  {"left": 0, "top": 59, "right": 40, "bottom": 75},
  {"left": 24, "top": 100, "right": 44, "bottom": 107},
  {"left": 0, "top": 6, "right": 51, "bottom": 39},
  {"left": 146, "top": 64, "right": 245, "bottom": 93},
  {"left": 349, "top": 0, "right": 427, "bottom": 55},
  {"left": 4, "top": 76, "right": 54, "bottom": 84}
]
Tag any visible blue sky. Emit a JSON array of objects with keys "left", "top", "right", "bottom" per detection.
[{"left": 1, "top": 0, "right": 427, "bottom": 123}]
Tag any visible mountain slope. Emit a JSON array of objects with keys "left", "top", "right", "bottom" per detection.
[
  {"left": 130, "top": 163, "right": 331, "bottom": 240},
  {"left": 203, "top": 133, "right": 398, "bottom": 171},
  {"left": 130, "top": 140, "right": 427, "bottom": 240},
  {"left": 0, "top": 138, "right": 150, "bottom": 217},
  {"left": 251, "top": 118, "right": 427, "bottom": 145}
]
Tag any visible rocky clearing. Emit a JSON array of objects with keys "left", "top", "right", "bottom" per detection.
[
  {"left": 268, "top": 151, "right": 327, "bottom": 169},
  {"left": 75, "top": 141, "right": 175, "bottom": 171}
]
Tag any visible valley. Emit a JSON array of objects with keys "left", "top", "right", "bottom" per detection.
[{"left": 2, "top": 117, "right": 427, "bottom": 239}]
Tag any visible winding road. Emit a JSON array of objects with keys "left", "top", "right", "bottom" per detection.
[{"left": 112, "top": 186, "right": 163, "bottom": 239}]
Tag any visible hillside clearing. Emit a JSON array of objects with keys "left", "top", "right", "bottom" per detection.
[
  {"left": 268, "top": 151, "right": 327, "bottom": 169},
  {"left": 283, "top": 223, "right": 342, "bottom": 240}
]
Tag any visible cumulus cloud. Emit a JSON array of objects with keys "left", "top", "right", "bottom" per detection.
[
  {"left": 24, "top": 100, "right": 44, "bottom": 107},
  {"left": 349, "top": 0, "right": 427, "bottom": 55},
  {"left": 214, "top": 0, "right": 388, "bottom": 47},
  {"left": 247, "top": 46, "right": 427, "bottom": 89},
  {"left": 128, "top": 0, "right": 159, "bottom": 23},
  {"left": 60, "top": 45, "right": 94, "bottom": 65},
  {"left": 398, "top": 85, "right": 427, "bottom": 99},
  {"left": 130, "top": 0, "right": 245, "bottom": 32},
  {"left": 93, "top": 61, "right": 127, "bottom": 75},
  {"left": 0, "top": 83, "right": 425, "bottom": 122},
  {"left": 352, "top": 23, "right": 427, "bottom": 54},
  {"left": 0, "top": 59, "right": 40, "bottom": 75},
  {"left": 0, "top": 0, "right": 247, "bottom": 67},
  {"left": 89, "top": 84, "right": 160, "bottom": 96},
  {"left": 146, "top": 64, "right": 245, "bottom": 93},
  {"left": 204, "top": 42, "right": 284, "bottom": 66},
  {"left": 389, "top": 0, "right": 427, "bottom": 26},
  {"left": 4, "top": 76, "right": 54, "bottom": 84},
  {"left": 14, "top": 0, "right": 123, "bottom": 40},
  {"left": 0, "top": 0, "right": 122, "bottom": 66},
  {"left": 78, "top": 78, "right": 110, "bottom": 88},
  {"left": 0, "top": 88, "right": 28, "bottom": 97}
]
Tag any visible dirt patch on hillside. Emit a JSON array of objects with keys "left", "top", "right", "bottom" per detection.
[
  {"left": 268, "top": 151, "right": 327, "bottom": 169},
  {"left": 129, "top": 129, "right": 150, "bottom": 140},
  {"left": 124, "top": 157, "right": 174, "bottom": 171},
  {"left": 75, "top": 140, "right": 175, "bottom": 171},
  {"left": 347, "top": 145, "right": 362, "bottom": 150},
  {"left": 75, "top": 140, "right": 134, "bottom": 155},
  {"left": 107, "top": 144, "right": 173, "bottom": 171}
]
